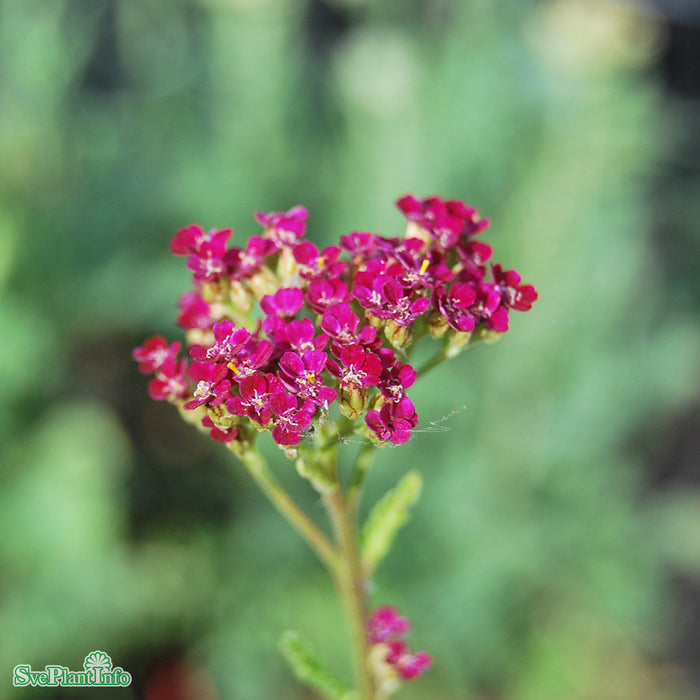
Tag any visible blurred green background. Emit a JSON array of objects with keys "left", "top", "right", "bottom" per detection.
[{"left": 2, "top": 0, "right": 700, "bottom": 698}]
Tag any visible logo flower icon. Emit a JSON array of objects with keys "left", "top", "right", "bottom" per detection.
[{"left": 83, "top": 651, "right": 112, "bottom": 672}]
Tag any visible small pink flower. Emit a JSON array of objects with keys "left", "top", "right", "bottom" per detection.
[
  {"left": 190, "top": 321, "right": 251, "bottom": 363},
  {"left": 227, "top": 373, "right": 284, "bottom": 425},
  {"left": 278, "top": 350, "right": 337, "bottom": 407},
  {"left": 202, "top": 415, "right": 238, "bottom": 443},
  {"left": 255, "top": 205, "right": 308, "bottom": 247},
  {"left": 327, "top": 345, "right": 382, "bottom": 389},
  {"left": 261, "top": 287, "right": 305, "bottom": 318},
  {"left": 270, "top": 393, "right": 315, "bottom": 446},
  {"left": 306, "top": 278, "right": 350, "bottom": 314},
  {"left": 365, "top": 397, "right": 418, "bottom": 445},
  {"left": 176, "top": 292, "right": 212, "bottom": 331},
  {"left": 339, "top": 231, "right": 378, "bottom": 260},
  {"left": 432, "top": 283, "right": 478, "bottom": 333},
  {"left": 183, "top": 362, "right": 231, "bottom": 409},
  {"left": 170, "top": 225, "right": 232, "bottom": 257},
  {"left": 368, "top": 607, "right": 411, "bottom": 645},
  {"left": 224, "top": 236, "right": 277, "bottom": 279},
  {"left": 133, "top": 336, "right": 181, "bottom": 374},
  {"left": 283, "top": 318, "right": 329, "bottom": 355},
  {"left": 385, "top": 641, "right": 433, "bottom": 680},
  {"left": 321, "top": 303, "right": 375, "bottom": 347},
  {"left": 492, "top": 264, "right": 538, "bottom": 312},
  {"left": 379, "top": 360, "right": 417, "bottom": 404},
  {"left": 368, "top": 606, "right": 432, "bottom": 682},
  {"left": 293, "top": 241, "right": 345, "bottom": 280},
  {"left": 147, "top": 359, "right": 189, "bottom": 402}
]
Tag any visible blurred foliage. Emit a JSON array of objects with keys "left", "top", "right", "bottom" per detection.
[{"left": 1, "top": 0, "right": 699, "bottom": 698}]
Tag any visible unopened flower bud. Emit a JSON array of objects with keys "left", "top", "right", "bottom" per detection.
[
  {"left": 424, "top": 309, "right": 449, "bottom": 338},
  {"left": 473, "top": 323, "right": 502, "bottom": 345},
  {"left": 338, "top": 385, "right": 369, "bottom": 420},
  {"left": 247, "top": 267, "right": 279, "bottom": 298},
  {"left": 384, "top": 320, "right": 414, "bottom": 350},
  {"left": 445, "top": 330, "right": 472, "bottom": 358},
  {"left": 229, "top": 279, "right": 254, "bottom": 313},
  {"left": 201, "top": 279, "right": 229, "bottom": 303}
]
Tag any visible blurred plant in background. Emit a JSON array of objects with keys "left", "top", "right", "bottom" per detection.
[{"left": 1, "top": 0, "right": 699, "bottom": 698}]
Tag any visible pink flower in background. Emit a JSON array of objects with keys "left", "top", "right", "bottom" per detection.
[
  {"left": 170, "top": 225, "right": 232, "bottom": 257},
  {"left": 368, "top": 607, "right": 411, "bottom": 644},
  {"left": 368, "top": 606, "right": 432, "bottom": 681}
]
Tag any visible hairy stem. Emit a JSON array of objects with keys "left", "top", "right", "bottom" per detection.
[{"left": 325, "top": 488, "right": 375, "bottom": 699}]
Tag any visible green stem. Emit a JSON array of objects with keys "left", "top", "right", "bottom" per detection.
[
  {"left": 348, "top": 442, "right": 376, "bottom": 506},
  {"left": 324, "top": 489, "right": 375, "bottom": 700},
  {"left": 236, "top": 449, "right": 341, "bottom": 573}
]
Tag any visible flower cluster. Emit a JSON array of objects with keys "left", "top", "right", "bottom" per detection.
[
  {"left": 367, "top": 606, "right": 432, "bottom": 686},
  {"left": 134, "top": 195, "right": 536, "bottom": 452}
]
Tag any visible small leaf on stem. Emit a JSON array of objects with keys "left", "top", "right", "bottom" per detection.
[
  {"left": 361, "top": 471, "right": 423, "bottom": 576},
  {"left": 278, "top": 630, "right": 356, "bottom": 700}
]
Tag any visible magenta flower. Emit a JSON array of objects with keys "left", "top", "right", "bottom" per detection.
[
  {"left": 190, "top": 321, "right": 251, "bottom": 363},
  {"left": 255, "top": 205, "right": 308, "bottom": 246},
  {"left": 202, "top": 415, "right": 238, "bottom": 443},
  {"left": 183, "top": 362, "right": 231, "bottom": 410},
  {"left": 293, "top": 241, "right": 345, "bottom": 280},
  {"left": 432, "top": 283, "right": 478, "bottom": 333},
  {"left": 355, "top": 272, "right": 431, "bottom": 326},
  {"left": 365, "top": 397, "right": 418, "bottom": 445},
  {"left": 368, "top": 607, "right": 411, "bottom": 645},
  {"left": 269, "top": 393, "right": 315, "bottom": 446},
  {"left": 282, "top": 318, "right": 329, "bottom": 355},
  {"left": 470, "top": 282, "right": 508, "bottom": 332},
  {"left": 339, "top": 231, "right": 378, "bottom": 260},
  {"left": 368, "top": 606, "right": 432, "bottom": 681},
  {"left": 278, "top": 350, "right": 337, "bottom": 407},
  {"left": 176, "top": 292, "right": 212, "bottom": 331},
  {"left": 321, "top": 302, "right": 376, "bottom": 347},
  {"left": 387, "top": 249, "right": 455, "bottom": 291},
  {"left": 227, "top": 337, "right": 274, "bottom": 381},
  {"left": 133, "top": 336, "right": 181, "bottom": 374},
  {"left": 186, "top": 238, "right": 228, "bottom": 283},
  {"left": 492, "top": 264, "right": 539, "bottom": 311},
  {"left": 397, "top": 194, "right": 489, "bottom": 248},
  {"left": 306, "top": 277, "right": 350, "bottom": 314},
  {"left": 227, "top": 373, "right": 284, "bottom": 425},
  {"left": 260, "top": 287, "right": 305, "bottom": 318},
  {"left": 170, "top": 225, "right": 232, "bottom": 257},
  {"left": 224, "top": 235, "right": 277, "bottom": 279},
  {"left": 147, "top": 359, "right": 189, "bottom": 402},
  {"left": 327, "top": 345, "right": 383, "bottom": 389},
  {"left": 385, "top": 641, "right": 433, "bottom": 680},
  {"left": 379, "top": 360, "right": 417, "bottom": 403}
]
